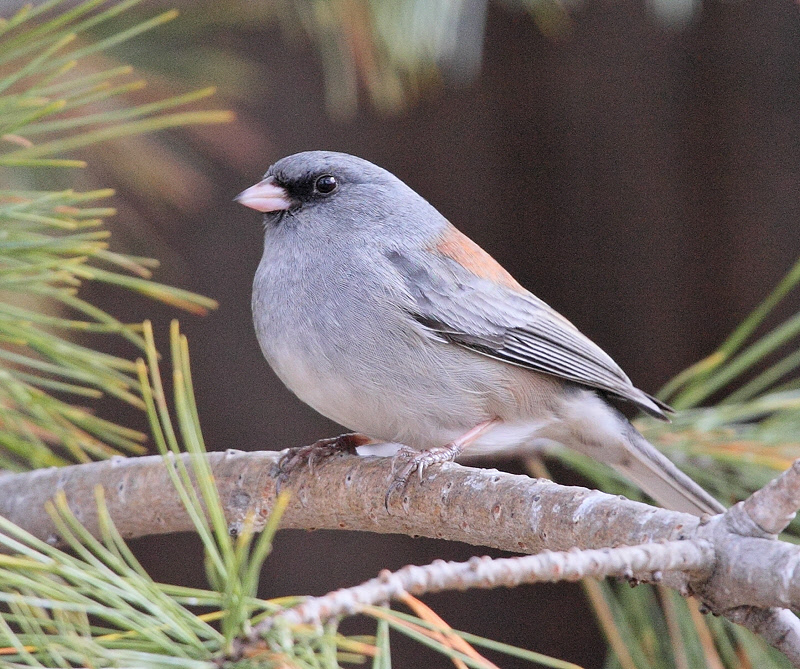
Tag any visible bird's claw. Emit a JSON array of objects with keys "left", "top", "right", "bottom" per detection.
[
  {"left": 384, "top": 447, "right": 417, "bottom": 509},
  {"left": 275, "top": 432, "right": 369, "bottom": 492},
  {"left": 384, "top": 444, "right": 461, "bottom": 510},
  {"left": 388, "top": 445, "right": 419, "bottom": 476}
]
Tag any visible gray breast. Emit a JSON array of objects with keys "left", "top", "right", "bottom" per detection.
[{"left": 251, "top": 235, "right": 525, "bottom": 446}]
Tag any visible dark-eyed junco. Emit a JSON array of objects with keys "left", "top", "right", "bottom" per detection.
[{"left": 237, "top": 151, "right": 722, "bottom": 516}]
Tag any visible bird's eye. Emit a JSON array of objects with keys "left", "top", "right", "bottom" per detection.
[{"left": 314, "top": 174, "right": 338, "bottom": 194}]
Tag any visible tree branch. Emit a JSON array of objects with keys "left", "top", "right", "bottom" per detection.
[
  {"left": 0, "top": 449, "right": 702, "bottom": 552},
  {"left": 2, "top": 449, "right": 800, "bottom": 664},
  {"left": 249, "top": 539, "right": 715, "bottom": 628}
]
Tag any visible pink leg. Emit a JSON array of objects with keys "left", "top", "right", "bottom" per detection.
[{"left": 386, "top": 418, "right": 499, "bottom": 504}]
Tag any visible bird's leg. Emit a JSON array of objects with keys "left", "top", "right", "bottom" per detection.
[
  {"left": 276, "top": 433, "right": 373, "bottom": 487},
  {"left": 386, "top": 418, "right": 499, "bottom": 504}
]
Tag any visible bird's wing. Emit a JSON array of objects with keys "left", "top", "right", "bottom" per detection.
[{"left": 385, "top": 235, "right": 670, "bottom": 419}]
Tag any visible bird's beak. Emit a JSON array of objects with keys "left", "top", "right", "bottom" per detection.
[{"left": 235, "top": 176, "right": 294, "bottom": 212}]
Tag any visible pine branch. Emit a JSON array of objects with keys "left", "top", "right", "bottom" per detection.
[
  {"left": 0, "top": 449, "right": 700, "bottom": 554},
  {"left": 0, "top": 1, "right": 226, "bottom": 468},
  {"left": 3, "top": 447, "right": 800, "bottom": 663}
]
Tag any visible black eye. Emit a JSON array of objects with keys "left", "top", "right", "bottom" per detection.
[{"left": 314, "top": 174, "right": 338, "bottom": 194}]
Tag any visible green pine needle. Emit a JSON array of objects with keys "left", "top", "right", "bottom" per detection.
[{"left": 0, "top": 0, "right": 226, "bottom": 469}]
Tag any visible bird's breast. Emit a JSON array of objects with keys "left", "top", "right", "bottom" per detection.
[{"left": 251, "top": 241, "right": 568, "bottom": 448}]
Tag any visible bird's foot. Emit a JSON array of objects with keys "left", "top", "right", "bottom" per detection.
[
  {"left": 275, "top": 433, "right": 371, "bottom": 490},
  {"left": 385, "top": 442, "right": 464, "bottom": 509},
  {"left": 392, "top": 443, "right": 464, "bottom": 483},
  {"left": 384, "top": 419, "right": 501, "bottom": 510}
]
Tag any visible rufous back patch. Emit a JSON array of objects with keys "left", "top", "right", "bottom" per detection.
[{"left": 433, "top": 224, "right": 526, "bottom": 292}]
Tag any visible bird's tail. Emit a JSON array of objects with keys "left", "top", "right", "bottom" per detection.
[
  {"left": 615, "top": 421, "right": 724, "bottom": 515},
  {"left": 551, "top": 390, "right": 724, "bottom": 516}
]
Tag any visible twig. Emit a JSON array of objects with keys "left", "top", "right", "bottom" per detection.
[
  {"left": 740, "top": 458, "right": 800, "bottom": 536},
  {"left": 247, "top": 539, "right": 713, "bottom": 631}
]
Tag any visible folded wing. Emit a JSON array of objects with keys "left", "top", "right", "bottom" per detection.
[{"left": 385, "top": 244, "right": 671, "bottom": 420}]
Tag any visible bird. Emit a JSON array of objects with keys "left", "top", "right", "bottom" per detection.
[{"left": 236, "top": 150, "right": 723, "bottom": 516}]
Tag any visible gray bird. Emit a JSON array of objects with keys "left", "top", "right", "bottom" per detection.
[{"left": 237, "top": 150, "right": 723, "bottom": 516}]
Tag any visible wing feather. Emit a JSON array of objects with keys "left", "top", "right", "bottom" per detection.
[{"left": 386, "top": 248, "right": 670, "bottom": 419}]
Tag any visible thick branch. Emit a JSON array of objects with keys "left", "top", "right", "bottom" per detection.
[{"left": 0, "top": 450, "right": 701, "bottom": 553}]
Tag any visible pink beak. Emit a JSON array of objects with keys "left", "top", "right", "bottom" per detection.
[{"left": 235, "top": 176, "right": 294, "bottom": 212}]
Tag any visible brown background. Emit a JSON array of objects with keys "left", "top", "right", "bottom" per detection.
[{"left": 77, "top": 1, "right": 800, "bottom": 666}]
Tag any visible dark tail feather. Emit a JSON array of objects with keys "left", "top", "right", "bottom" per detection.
[{"left": 618, "top": 422, "right": 724, "bottom": 515}]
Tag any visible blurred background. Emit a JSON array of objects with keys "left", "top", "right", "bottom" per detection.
[{"left": 21, "top": 0, "right": 800, "bottom": 665}]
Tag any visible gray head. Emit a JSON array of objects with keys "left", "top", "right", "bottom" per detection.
[{"left": 236, "top": 151, "right": 446, "bottom": 242}]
